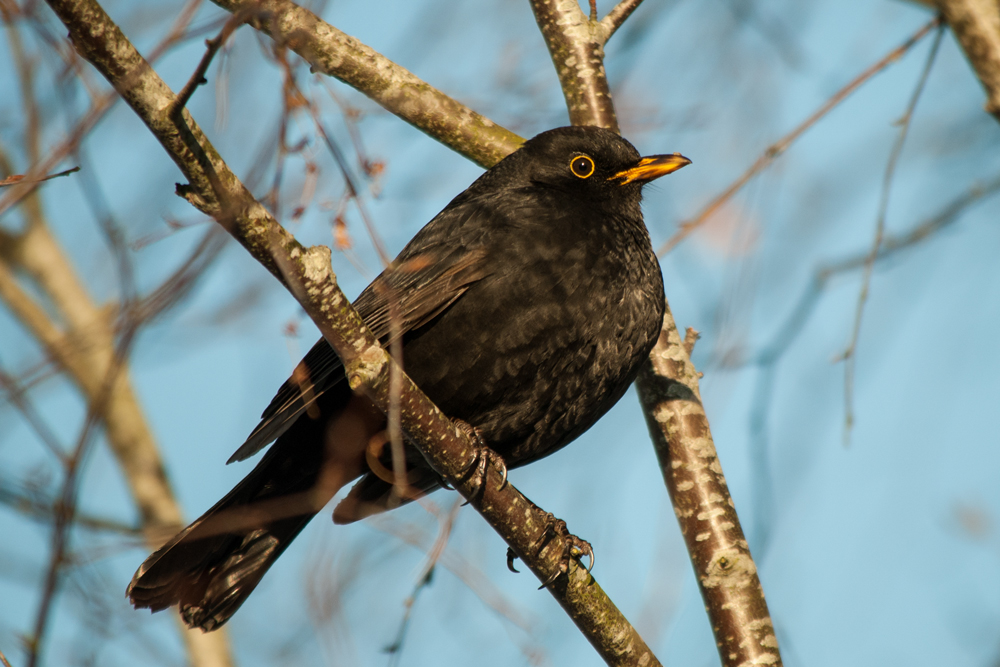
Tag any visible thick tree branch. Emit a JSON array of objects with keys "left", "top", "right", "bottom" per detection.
[
  {"left": 209, "top": 0, "right": 523, "bottom": 168},
  {"left": 936, "top": 0, "right": 1000, "bottom": 121},
  {"left": 528, "top": 1, "right": 783, "bottom": 665},
  {"left": 529, "top": 0, "right": 620, "bottom": 131},
  {"left": 635, "top": 303, "right": 780, "bottom": 667},
  {"left": 43, "top": 0, "right": 657, "bottom": 663}
]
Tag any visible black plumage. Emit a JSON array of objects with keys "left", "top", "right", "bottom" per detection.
[{"left": 127, "top": 126, "right": 690, "bottom": 630}]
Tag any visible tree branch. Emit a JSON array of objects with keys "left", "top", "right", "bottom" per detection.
[
  {"left": 599, "top": 0, "right": 645, "bottom": 43},
  {"left": 635, "top": 303, "right": 781, "bottom": 667},
  {"left": 209, "top": 0, "right": 523, "bottom": 168},
  {"left": 43, "top": 0, "right": 657, "bottom": 663},
  {"left": 935, "top": 0, "right": 1000, "bottom": 121},
  {"left": 529, "top": 0, "right": 619, "bottom": 130}
]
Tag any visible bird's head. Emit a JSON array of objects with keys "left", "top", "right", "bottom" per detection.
[{"left": 499, "top": 126, "right": 691, "bottom": 201}]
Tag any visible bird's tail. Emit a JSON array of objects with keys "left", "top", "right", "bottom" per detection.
[{"left": 127, "top": 393, "right": 373, "bottom": 631}]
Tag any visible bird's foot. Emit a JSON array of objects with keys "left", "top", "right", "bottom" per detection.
[
  {"left": 454, "top": 419, "right": 508, "bottom": 497},
  {"left": 533, "top": 513, "right": 595, "bottom": 589}
]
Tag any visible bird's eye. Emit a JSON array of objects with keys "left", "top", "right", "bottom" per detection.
[{"left": 570, "top": 155, "right": 595, "bottom": 179}]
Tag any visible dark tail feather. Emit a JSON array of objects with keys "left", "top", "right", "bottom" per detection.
[{"left": 128, "top": 417, "right": 334, "bottom": 631}]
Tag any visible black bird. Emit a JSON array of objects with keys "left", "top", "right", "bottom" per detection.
[{"left": 127, "top": 126, "right": 690, "bottom": 631}]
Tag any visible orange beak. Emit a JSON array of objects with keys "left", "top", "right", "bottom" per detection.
[{"left": 609, "top": 153, "right": 692, "bottom": 185}]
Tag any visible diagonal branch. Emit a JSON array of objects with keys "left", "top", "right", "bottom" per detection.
[
  {"left": 934, "top": 0, "right": 1000, "bottom": 121},
  {"left": 43, "top": 0, "right": 657, "bottom": 663},
  {"left": 209, "top": 0, "right": 523, "bottom": 168},
  {"left": 635, "top": 305, "right": 781, "bottom": 667}
]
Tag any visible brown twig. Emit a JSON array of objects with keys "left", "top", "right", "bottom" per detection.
[
  {"left": 599, "top": 0, "right": 646, "bottom": 43},
  {"left": 841, "top": 23, "right": 944, "bottom": 445},
  {"left": 170, "top": 9, "right": 250, "bottom": 122},
  {"left": 0, "top": 166, "right": 80, "bottom": 186},
  {"left": 27, "top": 325, "right": 137, "bottom": 667},
  {"left": 745, "top": 169, "right": 1000, "bottom": 551},
  {"left": 209, "top": 0, "right": 524, "bottom": 168},
  {"left": 529, "top": 0, "right": 619, "bottom": 131},
  {"left": 658, "top": 15, "right": 943, "bottom": 256},
  {"left": 635, "top": 303, "right": 781, "bottom": 667},
  {"left": 385, "top": 499, "right": 462, "bottom": 664}
]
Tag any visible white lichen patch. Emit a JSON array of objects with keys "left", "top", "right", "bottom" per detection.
[
  {"left": 701, "top": 546, "right": 757, "bottom": 589},
  {"left": 301, "top": 245, "right": 332, "bottom": 284}
]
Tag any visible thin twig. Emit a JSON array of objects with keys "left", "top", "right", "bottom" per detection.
[
  {"left": 599, "top": 0, "right": 645, "bottom": 43},
  {"left": 170, "top": 10, "right": 248, "bottom": 121},
  {"left": 658, "top": 16, "right": 943, "bottom": 256},
  {"left": 0, "top": 166, "right": 79, "bottom": 186},
  {"left": 27, "top": 326, "right": 138, "bottom": 667},
  {"left": 210, "top": 0, "right": 524, "bottom": 168},
  {"left": 744, "top": 170, "right": 1000, "bottom": 552},
  {"left": 841, "top": 23, "right": 944, "bottom": 445},
  {"left": 385, "top": 499, "right": 462, "bottom": 665}
]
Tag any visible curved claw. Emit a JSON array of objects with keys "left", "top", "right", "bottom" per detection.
[
  {"left": 453, "top": 419, "right": 508, "bottom": 497},
  {"left": 530, "top": 513, "right": 595, "bottom": 588},
  {"left": 506, "top": 547, "right": 520, "bottom": 574}
]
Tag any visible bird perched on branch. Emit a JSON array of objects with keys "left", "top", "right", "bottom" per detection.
[{"left": 127, "top": 125, "right": 690, "bottom": 631}]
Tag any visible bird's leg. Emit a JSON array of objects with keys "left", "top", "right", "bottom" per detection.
[
  {"left": 532, "top": 512, "right": 595, "bottom": 589},
  {"left": 453, "top": 419, "right": 508, "bottom": 497}
]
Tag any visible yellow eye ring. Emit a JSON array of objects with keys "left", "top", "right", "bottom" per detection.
[{"left": 570, "top": 155, "right": 595, "bottom": 179}]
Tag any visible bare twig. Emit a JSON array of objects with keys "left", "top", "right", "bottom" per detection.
[
  {"left": 841, "top": 23, "right": 944, "bottom": 444},
  {"left": 385, "top": 499, "right": 462, "bottom": 664},
  {"left": 935, "top": 0, "right": 1000, "bottom": 121},
  {"left": 27, "top": 326, "right": 136, "bottom": 667},
  {"left": 746, "top": 171, "right": 1000, "bottom": 551},
  {"left": 209, "top": 0, "right": 524, "bottom": 168},
  {"left": 658, "top": 16, "right": 944, "bottom": 256},
  {"left": 599, "top": 0, "right": 646, "bottom": 43},
  {"left": 171, "top": 15, "right": 245, "bottom": 120},
  {"left": 0, "top": 165, "right": 79, "bottom": 186}
]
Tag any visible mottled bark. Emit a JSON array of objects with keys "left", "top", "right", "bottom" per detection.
[
  {"left": 635, "top": 304, "right": 780, "bottom": 667},
  {"left": 43, "top": 0, "right": 657, "bottom": 663},
  {"left": 936, "top": 0, "right": 1000, "bottom": 121},
  {"left": 529, "top": 0, "right": 620, "bottom": 131}
]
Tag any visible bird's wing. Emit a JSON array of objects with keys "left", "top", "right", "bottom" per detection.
[{"left": 227, "top": 242, "right": 490, "bottom": 463}]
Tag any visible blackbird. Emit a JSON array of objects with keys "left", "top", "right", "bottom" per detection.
[{"left": 127, "top": 125, "right": 690, "bottom": 631}]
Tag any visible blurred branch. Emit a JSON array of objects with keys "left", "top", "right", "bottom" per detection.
[
  {"left": 0, "top": 39, "right": 234, "bottom": 667},
  {"left": 842, "top": 24, "right": 944, "bottom": 444},
  {"left": 745, "top": 170, "right": 1000, "bottom": 550},
  {"left": 636, "top": 305, "right": 781, "bottom": 667},
  {"left": 659, "top": 15, "right": 944, "bottom": 255},
  {"left": 934, "top": 0, "right": 1000, "bottom": 121},
  {"left": 44, "top": 0, "right": 660, "bottom": 663},
  {"left": 209, "top": 0, "right": 524, "bottom": 168},
  {"left": 529, "top": 0, "right": 619, "bottom": 131}
]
